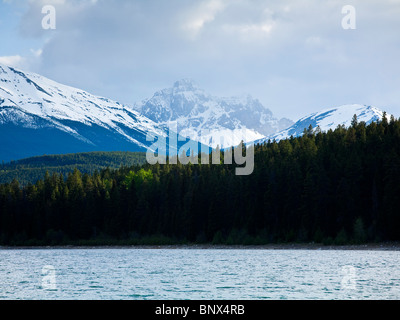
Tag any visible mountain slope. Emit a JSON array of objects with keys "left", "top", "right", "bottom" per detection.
[
  {"left": 253, "top": 104, "right": 388, "bottom": 144},
  {"left": 134, "top": 79, "right": 293, "bottom": 148},
  {"left": 0, "top": 64, "right": 170, "bottom": 162}
]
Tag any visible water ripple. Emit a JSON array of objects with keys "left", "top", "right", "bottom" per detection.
[{"left": 0, "top": 249, "right": 399, "bottom": 299}]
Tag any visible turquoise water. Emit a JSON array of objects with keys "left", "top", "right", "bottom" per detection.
[{"left": 0, "top": 249, "right": 399, "bottom": 300}]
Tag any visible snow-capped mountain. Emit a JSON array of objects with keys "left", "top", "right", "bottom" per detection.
[
  {"left": 1, "top": 63, "right": 390, "bottom": 163},
  {"left": 253, "top": 104, "right": 389, "bottom": 144},
  {"left": 0, "top": 64, "right": 171, "bottom": 162},
  {"left": 133, "top": 79, "right": 293, "bottom": 149}
]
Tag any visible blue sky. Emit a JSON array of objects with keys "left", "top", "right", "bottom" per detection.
[
  {"left": 0, "top": 2, "right": 31, "bottom": 56},
  {"left": 1, "top": 0, "right": 399, "bottom": 120}
]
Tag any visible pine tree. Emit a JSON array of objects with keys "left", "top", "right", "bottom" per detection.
[{"left": 351, "top": 114, "right": 358, "bottom": 127}]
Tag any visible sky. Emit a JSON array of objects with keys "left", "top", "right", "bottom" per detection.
[{"left": 0, "top": 0, "right": 399, "bottom": 121}]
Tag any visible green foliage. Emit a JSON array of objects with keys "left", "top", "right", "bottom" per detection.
[
  {"left": 0, "top": 151, "right": 147, "bottom": 185},
  {"left": 125, "top": 168, "right": 153, "bottom": 189},
  {"left": 1, "top": 114, "right": 400, "bottom": 246}
]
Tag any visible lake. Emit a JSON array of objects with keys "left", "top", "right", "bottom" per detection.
[{"left": 0, "top": 248, "right": 399, "bottom": 300}]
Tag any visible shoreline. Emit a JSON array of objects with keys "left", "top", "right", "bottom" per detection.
[{"left": 1, "top": 242, "right": 400, "bottom": 251}]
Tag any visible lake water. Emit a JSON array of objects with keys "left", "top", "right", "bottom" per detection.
[{"left": 0, "top": 248, "right": 399, "bottom": 300}]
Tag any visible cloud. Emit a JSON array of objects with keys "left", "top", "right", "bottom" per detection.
[
  {"left": 0, "top": 48, "right": 43, "bottom": 71},
  {"left": 0, "top": 55, "right": 26, "bottom": 68},
  {"left": 182, "top": 0, "right": 226, "bottom": 38},
  {"left": 6, "top": 0, "right": 400, "bottom": 119}
]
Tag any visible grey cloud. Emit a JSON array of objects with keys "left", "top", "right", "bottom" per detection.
[{"left": 15, "top": 0, "right": 400, "bottom": 119}]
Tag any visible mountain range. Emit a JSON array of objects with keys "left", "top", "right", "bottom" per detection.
[
  {"left": 0, "top": 63, "right": 392, "bottom": 162},
  {"left": 133, "top": 78, "right": 292, "bottom": 149}
]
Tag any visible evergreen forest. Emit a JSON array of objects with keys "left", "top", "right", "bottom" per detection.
[{"left": 1, "top": 114, "right": 400, "bottom": 246}]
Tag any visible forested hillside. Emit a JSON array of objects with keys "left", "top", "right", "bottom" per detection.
[
  {"left": 0, "top": 151, "right": 147, "bottom": 185},
  {"left": 1, "top": 114, "right": 399, "bottom": 246}
]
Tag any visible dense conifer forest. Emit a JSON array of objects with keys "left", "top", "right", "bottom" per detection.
[{"left": 1, "top": 114, "right": 400, "bottom": 246}]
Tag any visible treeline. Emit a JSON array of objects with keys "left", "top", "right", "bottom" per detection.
[
  {"left": 1, "top": 114, "right": 400, "bottom": 246},
  {"left": 0, "top": 151, "right": 147, "bottom": 186}
]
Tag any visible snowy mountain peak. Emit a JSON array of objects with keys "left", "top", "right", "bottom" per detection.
[
  {"left": 0, "top": 63, "right": 169, "bottom": 162},
  {"left": 0, "top": 63, "right": 157, "bottom": 130},
  {"left": 300, "top": 104, "right": 384, "bottom": 129},
  {"left": 253, "top": 104, "right": 390, "bottom": 145},
  {"left": 173, "top": 78, "right": 199, "bottom": 92},
  {"left": 134, "top": 80, "right": 293, "bottom": 148}
]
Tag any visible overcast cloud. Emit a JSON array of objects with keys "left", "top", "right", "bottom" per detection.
[{"left": 1, "top": 0, "right": 399, "bottom": 120}]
